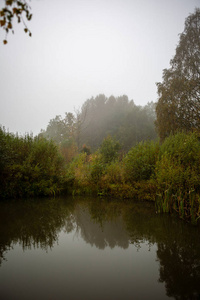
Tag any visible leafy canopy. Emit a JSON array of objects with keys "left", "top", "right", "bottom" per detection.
[{"left": 155, "top": 8, "right": 200, "bottom": 141}]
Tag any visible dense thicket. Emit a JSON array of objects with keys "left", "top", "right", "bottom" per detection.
[
  {"left": 1, "top": 126, "right": 200, "bottom": 223},
  {"left": 40, "top": 94, "right": 157, "bottom": 153},
  {"left": 65, "top": 132, "right": 200, "bottom": 224},
  {"left": 0, "top": 127, "right": 65, "bottom": 198},
  {"left": 156, "top": 8, "right": 200, "bottom": 141}
]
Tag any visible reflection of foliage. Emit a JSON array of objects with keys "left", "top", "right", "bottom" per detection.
[
  {"left": 158, "top": 241, "right": 200, "bottom": 299},
  {"left": 0, "top": 197, "right": 76, "bottom": 266},
  {"left": 156, "top": 220, "right": 200, "bottom": 300},
  {"left": 124, "top": 202, "right": 200, "bottom": 299},
  {"left": 0, "top": 197, "right": 200, "bottom": 299},
  {"left": 89, "top": 199, "right": 122, "bottom": 227},
  {"left": 74, "top": 199, "right": 129, "bottom": 250},
  {"left": 0, "top": 244, "right": 12, "bottom": 267},
  {"left": 0, "top": 0, "right": 32, "bottom": 44}
]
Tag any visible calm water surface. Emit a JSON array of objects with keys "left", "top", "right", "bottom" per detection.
[{"left": 0, "top": 197, "right": 200, "bottom": 300}]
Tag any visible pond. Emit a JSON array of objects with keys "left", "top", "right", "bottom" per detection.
[{"left": 0, "top": 197, "right": 200, "bottom": 300}]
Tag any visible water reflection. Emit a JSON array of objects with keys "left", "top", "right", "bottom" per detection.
[
  {"left": 74, "top": 203, "right": 129, "bottom": 249},
  {"left": 0, "top": 198, "right": 75, "bottom": 265},
  {"left": 0, "top": 197, "right": 200, "bottom": 299},
  {"left": 124, "top": 203, "right": 200, "bottom": 299}
]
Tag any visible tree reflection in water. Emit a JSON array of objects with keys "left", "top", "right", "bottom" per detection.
[
  {"left": 123, "top": 202, "right": 200, "bottom": 299},
  {"left": 0, "top": 197, "right": 200, "bottom": 299},
  {"left": 0, "top": 197, "right": 75, "bottom": 265}
]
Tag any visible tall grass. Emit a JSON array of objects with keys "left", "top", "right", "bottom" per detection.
[{"left": 154, "top": 132, "right": 200, "bottom": 224}]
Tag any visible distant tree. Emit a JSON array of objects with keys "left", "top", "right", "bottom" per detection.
[
  {"left": 0, "top": 0, "right": 32, "bottom": 44},
  {"left": 39, "top": 112, "right": 79, "bottom": 162},
  {"left": 79, "top": 94, "right": 108, "bottom": 150},
  {"left": 156, "top": 8, "right": 200, "bottom": 141},
  {"left": 41, "top": 112, "right": 76, "bottom": 145},
  {"left": 79, "top": 95, "right": 157, "bottom": 151},
  {"left": 40, "top": 95, "right": 157, "bottom": 154}
]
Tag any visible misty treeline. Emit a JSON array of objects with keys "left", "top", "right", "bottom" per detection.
[{"left": 40, "top": 94, "right": 157, "bottom": 156}]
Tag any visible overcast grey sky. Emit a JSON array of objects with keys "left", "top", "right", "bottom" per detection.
[{"left": 0, "top": 0, "right": 199, "bottom": 135}]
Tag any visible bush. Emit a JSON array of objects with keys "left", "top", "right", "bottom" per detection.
[
  {"left": 65, "top": 153, "right": 92, "bottom": 194},
  {"left": 99, "top": 136, "right": 121, "bottom": 164},
  {"left": 0, "top": 128, "right": 65, "bottom": 198},
  {"left": 159, "top": 131, "right": 200, "bottom": 170},
  {"left": 124, "top": 140, "right": 159, "bottom": 184}
]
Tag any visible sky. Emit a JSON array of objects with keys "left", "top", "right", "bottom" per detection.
[{"left": 0, "top": 0, "right": 199, "bottom": 135}]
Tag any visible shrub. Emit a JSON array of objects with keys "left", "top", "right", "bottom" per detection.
[
  {"left": 124, "top": 140, "right": 159, "bottom": 184},
  {"left": 159, "top": 131, "right": 200, "bottom": 170},
  {"left": 99, "top": 136, "right": 121, "bottom": 164},
  {"left": 0, "top": 128, "right": 65, "bottom": 198},
  {"left": 89, "top": 152, "right": 104, "bottom": 184}
]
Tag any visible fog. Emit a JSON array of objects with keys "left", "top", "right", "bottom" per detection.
[{"left": 0, "top": 0, "right": 199, "bottom": 135}]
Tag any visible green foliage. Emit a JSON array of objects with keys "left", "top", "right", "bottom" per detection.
[
  {"left": 159, "top": 131, "right": 200, "bottom": 168},
  {"left": 90, "top": 153, "right": 104, "bottom": 184},
  {"left": 156, "top": 8, "right": 200, "bottom": 141},
  {"left": 65, "top": 132, "right": 200, "bottom": 223},
  {"left": 40, "top": 112, "right": 77, "bottom": 145},
  {"left": 0, "top": 127, "right": 65, "bottom": 198},
  {"left": 155, "top": 132, "right": 200, "bottom": 223},
  {"left": 124, "top": 140, "right": 159, "bottom": 183},
  {"left": 103, "top": 160, "right": 124, "bottom": 184},
  {"left": 99, "top": 136, "right": 120, "bottom": 164},
  {"left": 2, "top": 125, "right": 200, "bottom": 224},
  {"left": 81, "top": 144, "right": 91, "bottom": 155},
  {"left": 65, "top": 152, "right": 92, "bottom": 195}
]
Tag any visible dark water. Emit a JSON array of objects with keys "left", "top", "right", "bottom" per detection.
[{"left": 0, "top": 197, "right": 200, "bottom": 300}]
